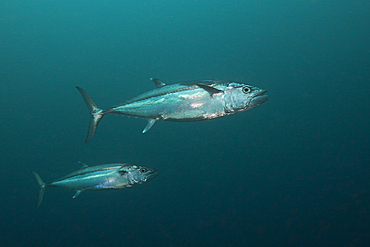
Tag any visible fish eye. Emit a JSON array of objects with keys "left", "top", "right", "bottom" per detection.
[
  {"left": 140, "top": 168, "right": 147, "bottom": 173},
  {"left": 242, "top": 86, "right": 251, "bottom": 94}
]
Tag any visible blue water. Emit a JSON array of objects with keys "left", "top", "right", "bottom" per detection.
[{"left": 1, "top": 0, "right": 370, "bottom": 246}]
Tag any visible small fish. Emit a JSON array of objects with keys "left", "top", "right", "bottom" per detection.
[
  {"left": 30, "top": 162, "right": 158, "bottom": 208},
  {"left": 77, "top": 78, "right": 268, "bottom": 142}
]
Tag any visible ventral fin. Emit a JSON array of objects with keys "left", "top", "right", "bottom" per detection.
[
  {"left": 197, "top": 84, "right": 223, "bottom": 95},
  {"left": 73, "top": 190, "right": 84, "bottom": 199},
  {"left": 78, "top": 161, "right": 89, "bottom": 168},
  {"left": 150, "top": 78, "right": 166, "bottom": 87},
  {"left": 142, "top": 119, "right": 156, "bottom": 133}
]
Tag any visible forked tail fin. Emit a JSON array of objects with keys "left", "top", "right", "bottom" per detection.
[
  {"left": 30, "top": 171, "right": 46, "bottom": 208},
  {"left": 76, "top": 86, "right": 104, "bottom": 143}
]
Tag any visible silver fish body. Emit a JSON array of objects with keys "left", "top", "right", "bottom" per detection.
[
  {"left": 30, "top": 162, "right": 158, "bottom": 208},
  {"left": 77, "top": 78, "right": 268, "bottom": 142}
]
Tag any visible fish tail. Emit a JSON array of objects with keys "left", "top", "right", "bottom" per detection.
[
  {"left": 76, "top": 86, "right": 104, "bottom": 143},
  {"left": 30, "top": 170, "right": 46, "bottom": 208}
]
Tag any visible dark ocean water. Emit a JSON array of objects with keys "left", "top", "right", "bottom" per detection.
[{"left": 1, "top": 0, "right": 370, "bottom": 246}]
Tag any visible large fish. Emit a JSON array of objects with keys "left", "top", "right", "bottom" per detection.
[
  {"left": 77, "top": 78, "right": 268, "bottom": 142},
  {"left": 30, "top": 162, "right": 158, "bottom": 208}
]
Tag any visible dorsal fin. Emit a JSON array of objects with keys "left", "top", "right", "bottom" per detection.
[
  {"left": 197, "top": 84, "right": 223, "bottom": 95},
  {"left": 150, "top": 78, "right": 166, "bottom": 87},
  {"left": 78, "top": 161, "right": 89, "bottom": 168}
]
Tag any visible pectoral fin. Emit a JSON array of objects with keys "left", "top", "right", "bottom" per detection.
[
  {"left": 197, "top": 84, "right": 223, "bottom": 96},
  {"left": 73, "top": 190, "right": 84, "bottom": 199},
  {"left": 142, "top": 119, "right": 156, "bottom": 133}
]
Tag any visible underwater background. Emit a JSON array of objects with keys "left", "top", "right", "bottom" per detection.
[{"left": 1, "top": 0, "right": 370, "bottom": 246}]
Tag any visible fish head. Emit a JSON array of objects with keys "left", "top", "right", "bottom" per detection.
[
  {"left": 222, "top": 81, "right": 268, "bottom": 113},
  {"left": 119, "top": 165, "right": 158, "bottom": 185}
]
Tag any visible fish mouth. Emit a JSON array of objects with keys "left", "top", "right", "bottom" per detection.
[
  {"left": 147, "top": 169, "right": 159, "bottom": 180},
  {"left": 250, "top": 89, "right": 268, "bottom": 106}
]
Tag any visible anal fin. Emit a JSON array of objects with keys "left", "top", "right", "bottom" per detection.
[
  {"left": 142, "top": 119, "right": 156, "bottom": 133},
  {"left": 73, "top": 190, "right": 84, "bottom": 199}
]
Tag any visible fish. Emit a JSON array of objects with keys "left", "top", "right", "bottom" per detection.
[
  {"left": 30, "top": 162, "right": 158, "bottom": 208},
  {"left": 77, "top": 78, "right": 268, "bottom": 142}
]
